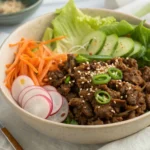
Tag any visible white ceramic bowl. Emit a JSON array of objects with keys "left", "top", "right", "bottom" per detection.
[{"left": 0, "top": 9, "right": 150, "bottom": 144}]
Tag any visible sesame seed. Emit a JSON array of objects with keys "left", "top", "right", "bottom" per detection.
[
  {"left": 111, "top": 110, "right": 115, "bottom": 113},
  {"left": 98, "top": 106, "right": 101, "bottom": 108},
  {"left": 80, "top": 95, "right": 83, "bottom": 98},
  {"left": 87, "top": 93, "right": 91, "bottom": 95},
  {"left": 73, "top": 67, "right": 76, "bottom": 69},
  {"left": 128, "top": 87, "right": 131, "bottom": 90},
  {"left": 125, "top": 95, "right": 128, "bottom": 98},
  {"left": 49, "top": 77, "right": 52, "bottom": 80},
  {"left": 113, "top": 101, "right": 116, "bottom": 104},
  {"left": 81, "top": 82, "right": 84, "bottom": 84},
  {"left": 120, "top": 96, "right": 123, "bottom": 99}
]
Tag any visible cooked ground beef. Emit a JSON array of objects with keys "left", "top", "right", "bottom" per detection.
[{"left": 48, "top": 55, "right": 150, "bottom": 125}]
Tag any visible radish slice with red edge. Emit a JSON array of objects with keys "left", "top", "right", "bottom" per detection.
[
  {"left": 23, "top": 95, "right": 53, "bottom": 119},
  {"left": 47, "top": 97, "right": 69, "bottom": 122},
  {"left": 48, "top": 91, "right": 63, "bottom": 115},
  {"left": 43, "top": 85, "right": 57, "bottom": 91},
  {"left": 18, "top": 85, "right": 41, "bottom": 105},
  {"left": 11, "top": 75, "right": 34, "bottom": 101},
  {"left": 21, "top": 88, "right": 52, "bottom": 108}
]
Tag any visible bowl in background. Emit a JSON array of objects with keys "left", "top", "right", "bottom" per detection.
[
  {"left": 0, "top": 0, "right": 43, "bottom": 25},
  {"left": 0, "top": 9, "right": 150, "bottom": 144}
]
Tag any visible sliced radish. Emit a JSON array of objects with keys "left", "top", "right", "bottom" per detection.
[
  {"left": 18, "top": 85, "right": 42, "bottom": 105},
  {"left": 47, "top": 97, "right": 69, "bottom": 122},
  {"left": 24, "top": 95, "right": 53, "bottom": 119},
  {"left": 43, "top": 85, "right": 57, "bottom": 91},
  {"left": 47, "top": 91, "right": 63, "bottom": 115},
  {"left": 11, "top": 75, "right": 34, "bottom": 101},
  {"left": 21, "top": 88, "right": 52, "bottom": 108}
]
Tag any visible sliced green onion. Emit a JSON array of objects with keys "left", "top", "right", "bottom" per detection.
[
  {"left": 81, "top": 54, "right": 113, "bottom": 61},
  {"left": 95, "top": 90, "right": 111, "bottom": 104},
  {"left": 65, "top": 76, "right": 71, "bottom": 84},
  {"left": 92, "top": 73, "right": 111, "bottom": 85},
  {"left": 75, "top": 54, "right": 112, "bottom": 63},
  {"left": 75, "top": 54, "right": 90, "bottom": 63},
  {"left": 108, "top": 67, "right": 123, "bottom": 80}
]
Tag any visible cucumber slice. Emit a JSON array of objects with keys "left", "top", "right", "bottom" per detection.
[
  {"left": 99, "top": 34, "right": 118, "bottom": 56},
  {"left": 82, "top": 31, "right": 106, "bottom": 55},
  {"left": 112, "top": 37, "right": 134, "bottom": 57},
  {"left": 129, "top": 41, "right": 142, "bottom": 58}
]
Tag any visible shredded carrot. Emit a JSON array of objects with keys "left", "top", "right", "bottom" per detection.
[
  {"left": 29, "top": 68, "right": 39, "bottom": 85},
  {"left": 6, "top": 40, "right": 29, "bottom": 73},
  {"left": 26, "top": 48, "right": 36, "bottom": 57},
  {"left": 38, "top": 61, "right": 53, "bottom": 83},
  {"left": 6, "top": 64, "right": 12, "bottom": 68},
  {"left": 20, "top": 56, "right": 38, "bottom": 73},
  {"left": 5, "top": 68, "right": 15, "bottom": 89},
  {"left": 5, "top": 36, "right": 67, "bottom": 89},
  {"left": 43, "top": 45, "right": 53, "bottom": 55},
  {"left": 41, "top": 36, "right": 66, "bottom": 45},
  {"left": 29, "top": 57, "right": 40, "bottom": 67}
]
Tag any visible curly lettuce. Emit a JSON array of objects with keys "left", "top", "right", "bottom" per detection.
[
  {"left": 100, "top": 20, "right": 135, "bottom": 36},
  {"left": 51, "top": 0, "right": 117, "bottom": 53},
  {"left": 77, "top": 15, "right": 116, "bottom": 30}
]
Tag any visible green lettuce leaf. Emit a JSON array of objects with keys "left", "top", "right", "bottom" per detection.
[
  {"left": 52, "top": 0, "right": 94, "bottom": 53},
  {"left": 63, "top": 116, "right": 78, "bottom": 125},
  {"left": 131, "top": 21, "right": 150, "bottom": 47},
  {"left": 77, "top": 15, "right": 116, "bottom": 30},
  {"left": 131, "top": 21, "right": 150, "bottom": 67},
  {"left": 99, "top": 20, "right": 134, "bottom": 36},
  {"left": 42, "top": 27, "right": 53, "bottom": 49}
]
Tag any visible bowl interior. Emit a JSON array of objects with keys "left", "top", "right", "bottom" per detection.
[
  {"left": 0, "top": 8, "right": 149, "bottom": 122},
  {"left": 1, "top": 9, "right": 150, "bottom": 144}
]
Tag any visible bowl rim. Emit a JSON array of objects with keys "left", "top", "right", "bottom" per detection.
[
  {"left": 1, "top": 8, "right": 150, "bottom": 129},
  {"left": 0, "top": 0, "right": 43, "bottom": 17}
]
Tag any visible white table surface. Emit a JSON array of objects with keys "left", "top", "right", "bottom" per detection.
[{"left": 0, "top": 0, "right": 128, "bottom": 150}]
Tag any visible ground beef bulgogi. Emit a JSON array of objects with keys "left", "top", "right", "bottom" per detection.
[{"left": 48, "top": 55, "right": 150, "bottom": 125}]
